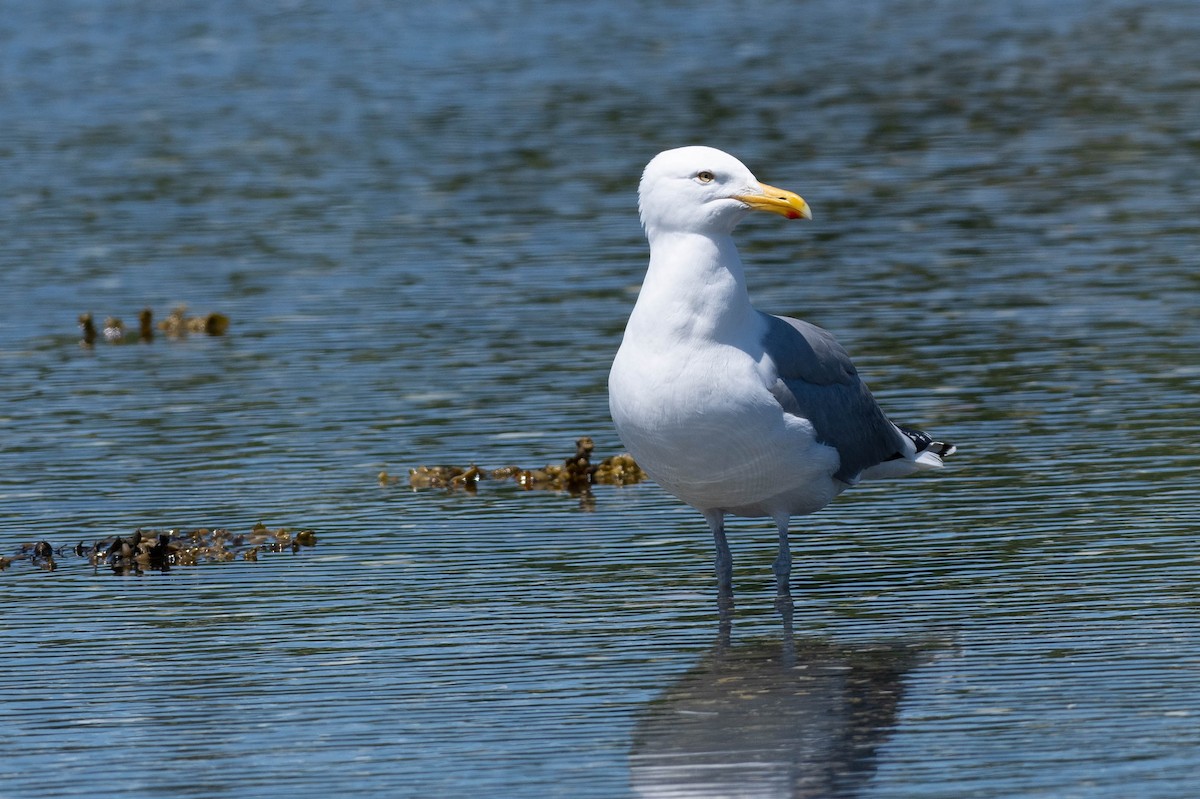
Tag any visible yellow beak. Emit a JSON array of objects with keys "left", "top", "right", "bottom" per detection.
[{"left": 734, "top": 182, "right": 812, "bottom": 220}]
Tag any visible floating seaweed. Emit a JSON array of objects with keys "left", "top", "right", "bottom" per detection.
[
  {"left": 391, "top": 437, "right": 648, "bottom": 505},
  {"left": 159, "top": 303, "right": 230, "bottom": 338},
  {"left": 75, "top": 304, "right": 229, "bottom": 345},
  {"left": 78, "top": 312, "right": 97, "bottom": 348},
  {"left": 138, "top": 307, "right": 154, "bottom": 343},
  {"left": 1, "top": 523, "right": 316, "bottom": 576},
  {"left": 103, "top": 316, "right": 125, "bottom": 343},
  {"left": 30, "top": 540, "right": 57, "bottom": 571}
]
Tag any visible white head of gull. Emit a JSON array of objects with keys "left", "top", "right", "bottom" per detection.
[{"left": 608, "top": 146, "right": 955, "bottom": 607}]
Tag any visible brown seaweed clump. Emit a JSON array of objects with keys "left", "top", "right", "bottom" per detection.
[
  {"left": 75, "top": 305, "right": 229, "bottom": 346},
  {"left": 103, "top": 317, "right": 125, "bottom": 343},
  {"left": 397, "top": 437, "right": 648, "bottom": 505},
  {"left": 157, "top": 304, "right": 230, "bottom": 338},
  {"left": 78, "top": 312, "right": 97, "bottom": 348},
  {"left": 138, "top": 308, "right": 154, "bottom": 342},
  {"left": 1, "top": 523, "right": 316, "bottom": 576}
]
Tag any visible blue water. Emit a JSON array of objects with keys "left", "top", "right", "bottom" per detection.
[{"left": 2, "top": 1, "right": 1199, "bottom": 796}]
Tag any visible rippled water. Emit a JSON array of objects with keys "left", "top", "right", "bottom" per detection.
[{"left": 2, "top": 1, "right": 1199, "bottom": 796}]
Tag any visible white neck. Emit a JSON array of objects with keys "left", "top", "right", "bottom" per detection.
[{"left": 627, "top": 230, "right": 756, "bottom": 344}]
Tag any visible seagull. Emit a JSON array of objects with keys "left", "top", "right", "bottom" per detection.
[{"left": 608, "top": 146, "right": 955, "bottom": 605}]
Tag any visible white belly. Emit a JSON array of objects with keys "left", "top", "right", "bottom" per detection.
[{"left": 609, "top": 336, "right": 842, "bottom": 517}]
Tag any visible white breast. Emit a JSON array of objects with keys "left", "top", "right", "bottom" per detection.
[{"left": 609, "top": 332, "right": 841, "bottom": 516}]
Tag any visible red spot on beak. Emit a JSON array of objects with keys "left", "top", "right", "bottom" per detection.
[{"left": 785, "top": 210, "right": 801, "bottom": 219}]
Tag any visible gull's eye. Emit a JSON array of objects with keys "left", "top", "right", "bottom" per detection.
[{"left": 696, "top": 170, "right": 715, "bottom": 184}]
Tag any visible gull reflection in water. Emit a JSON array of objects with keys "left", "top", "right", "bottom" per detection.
[{"left": 630, "top": 613, "right": 937, "bottom": 799}]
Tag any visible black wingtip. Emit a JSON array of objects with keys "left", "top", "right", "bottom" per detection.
[{"left": 898, "top": 425, "right": 956, "bottom": 458}]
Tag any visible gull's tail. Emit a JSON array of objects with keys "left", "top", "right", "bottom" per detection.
[
  {"left": 860, "top": 424, "right": 957, "bottom": 480},
  {"left": 899, "top": 425, "right": 957, "bottom": 469}
]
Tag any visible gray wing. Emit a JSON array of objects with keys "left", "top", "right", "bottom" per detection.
[{"left": 760, "top": 312, "right": 906, "bottom": 483}]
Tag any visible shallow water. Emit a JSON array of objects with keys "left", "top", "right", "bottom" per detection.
[{"left": 2, "top": 1, "right": 1199, "bottom": 796}]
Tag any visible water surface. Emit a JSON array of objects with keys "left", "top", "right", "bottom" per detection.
[{"left": 2, "top": 1, "right": 1199, "bottom": 796}]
